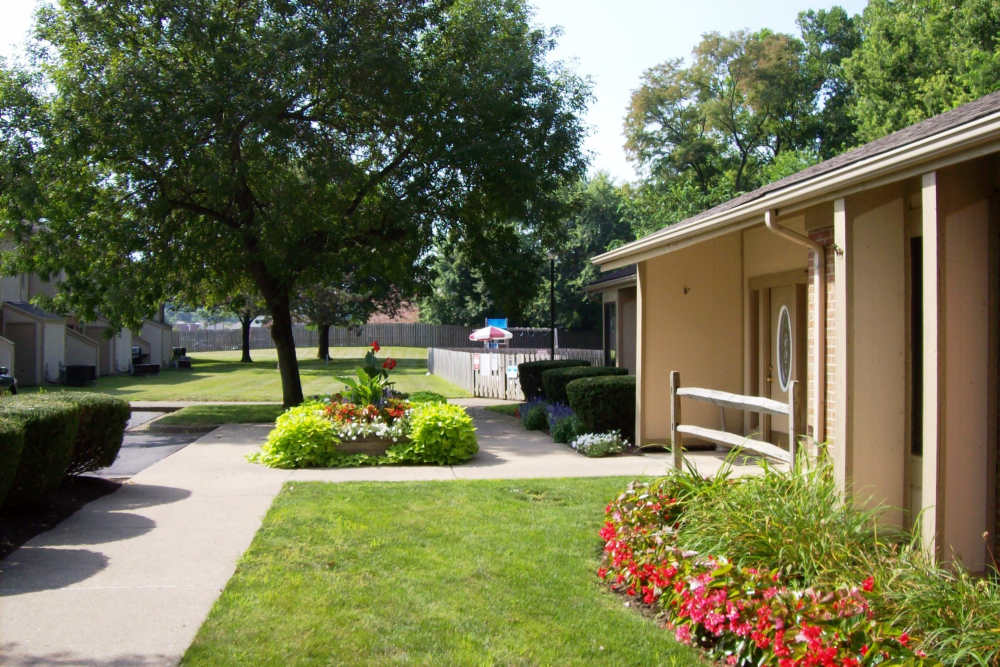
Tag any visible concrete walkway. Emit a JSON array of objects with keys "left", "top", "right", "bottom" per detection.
[{"left": 0, "top": 406, "right": 763, "bottom": 666}]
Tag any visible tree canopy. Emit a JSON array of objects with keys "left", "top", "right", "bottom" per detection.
[
  {"left": 419, "top": 173, "right": 632, "bottom": 330},
  {"left": 842, "top": 0, "right": 1000, "bottom": 142},
  {"left": 0, "top": 0, "right": 588, "bottom": 405}
]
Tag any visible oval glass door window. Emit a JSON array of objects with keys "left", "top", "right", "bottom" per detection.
[{"left": 776, "top": 305, "right": 792, "bottom": 392}]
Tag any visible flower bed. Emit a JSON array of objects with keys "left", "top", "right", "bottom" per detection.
[
  {"left": 518, "top": 397, "right": 630, "bottom": 458},
  {"left": 249, "top": 342, "right": 477, "bottom": 468},
  {"left": 598, "top": 469, "right": 933, "bottom": 665}
]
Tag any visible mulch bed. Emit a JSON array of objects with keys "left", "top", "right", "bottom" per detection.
[{"left": 0, "top": 476, "right": 121, "bottom": 561}]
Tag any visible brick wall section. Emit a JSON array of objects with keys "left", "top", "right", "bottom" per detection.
[{"left": 807, "top": 227, "right": 837, "bottom": 445}]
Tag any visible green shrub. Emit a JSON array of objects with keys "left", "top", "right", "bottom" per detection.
[
  {"left": 541, "top": 366, "right": 627, "bottom": 405},
  {"left": 550, "top": 414, "right": 584, "bottom": 444},
  {"left": 520, "top": 399, "right": 549, "bottom": 431},
  {"left": 52, "top": 392, "right": 131, "bottom": 474},
  {"left": 566, "top": 375, "right": 636, "bottom": 444},
  {"left": 392, "top": 402, "right": 478, "bottom": 465},
  {"left": 250, "top": 402, "right": 341, "bottom": 468},
  {"left": 407, "top": 391, "right": 447, "bottom": 404},
  {"left": 517, "top": 359, "right": 590, "bottom": 400},
  {"left": 0, "top": 415, "right": 26, "bottom": 507},
  {"left": 1, "top": 396, "right": 81, "bottom": 506}
]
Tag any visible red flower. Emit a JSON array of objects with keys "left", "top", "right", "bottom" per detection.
[
  {"left": 861, "top": 575, "right": 874, "bottom": 592},
  {"left": 897, "top": 632, "right": 909, "bottom": 647},
  {"left": 371, "top": 340, "right": 380, "bottom": 352},
  {"left": 383, "top": 358, "right": 396, "bottom": 370},
  {"left": 597, "top": 568, "right": 607, "bottom": 579}
]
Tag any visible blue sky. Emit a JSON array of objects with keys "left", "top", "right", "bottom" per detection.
[{"left": 1, "top": 0, "right": 869, "bottom": 183}]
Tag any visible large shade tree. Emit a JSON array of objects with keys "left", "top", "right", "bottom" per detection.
[{"left": 0, "top": 0, "right": 588, "bottom": 406}]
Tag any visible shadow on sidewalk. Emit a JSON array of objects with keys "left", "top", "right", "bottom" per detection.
[
  {"left": 0, "top": 642, "right": 172, "bottom": 666},
  {"left": 0, "top": 547, "right": 109, "bottom": 594},
  {"left": 0, "top": 483, "right": 193, "bottom": 594}
]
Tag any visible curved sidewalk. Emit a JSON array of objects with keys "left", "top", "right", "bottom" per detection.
[{"left": 0, "top": 406, "right": 756, "bottom": 666}]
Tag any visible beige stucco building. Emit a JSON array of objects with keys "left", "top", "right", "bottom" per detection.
[
  {"left": 593, "top": 91, "right": 1000, "bottom": 572},
  {"left": 585, "top": 265, "right": 637, "bottom": 373},
  {"left": 0, "top": 268, "right": 171, "bottom": 385}
]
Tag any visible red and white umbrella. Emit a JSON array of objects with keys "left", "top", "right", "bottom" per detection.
[{"left": 468, "top": 325, "right": 513, "bottom": 342}]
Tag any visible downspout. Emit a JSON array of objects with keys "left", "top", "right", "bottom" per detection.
[{"left": 764, "top": 209, "right": 826, "bottom": 444}]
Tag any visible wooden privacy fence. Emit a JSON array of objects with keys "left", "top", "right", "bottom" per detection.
[
  {"left": 173, "top": 324, "right": 600, "bottom": 353},
  {"left": 669, "top": 370, "right": 800, "bottom": 470},
  {"left": 428, "top": 347, "right": 604, "bottom": 401}
]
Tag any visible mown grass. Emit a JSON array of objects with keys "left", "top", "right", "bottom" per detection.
[
  {"left": 484, "top": 403, "right": 519, "bottom": 417},
  {"left": 153, "top": 404, "right": 285, "bottom": 427},
  {"left": 182, "top": 478, "right": 705, "bottom": 666},
  {"left": 25, "top": 347, "right": 470, "bottom": 402}
]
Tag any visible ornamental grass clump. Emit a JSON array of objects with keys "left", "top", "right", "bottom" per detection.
[
  {"left": 870, "top": 543, "right": 1000, "bottom": 665},
  {"left": 672, "top": 455, "right": 898, "bottom": 589}
]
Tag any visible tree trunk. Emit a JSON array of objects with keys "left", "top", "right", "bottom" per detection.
[
  {"left": 246, "top": 241, "right": 303, "bottom": 407},
  {"left": 269, "top": 301, "right": 304, "bottom": 407},
  {"left": 317, "top": 323, "right": 330, "bottom": 360},
  {"left": 240, "top": 314, "right": 253, "bottom": 363}
]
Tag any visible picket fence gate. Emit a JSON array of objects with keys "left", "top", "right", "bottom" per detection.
[{"left": 427, "top": 347, "right": 604, "bottom": 401}]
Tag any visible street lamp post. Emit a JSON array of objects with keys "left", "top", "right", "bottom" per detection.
[{"left": 548, "top": 252, "right": 556, "bottom": 359}]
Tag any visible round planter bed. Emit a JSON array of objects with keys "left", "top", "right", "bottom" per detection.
[{"left": 337, "top": 438, "right": 404, "bottom": 456}]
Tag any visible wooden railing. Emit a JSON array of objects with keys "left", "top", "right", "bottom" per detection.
[{"left": 668, "top": 370, "right": 800, "bottom": 469}]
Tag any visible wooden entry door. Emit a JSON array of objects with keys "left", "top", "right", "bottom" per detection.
[{"left": 755, "top": 281, "right": 807, "bottom": 447}]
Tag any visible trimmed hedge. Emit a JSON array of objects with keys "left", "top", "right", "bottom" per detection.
[
  {"left": 566, "top": 374, "right": 636, "bottom": 444},
  {"left": 58, "top": 392, "right": 131, "bottom": 474},
  {"left": 517, "top": 359, "right": 590, "bottom": 401},
  {"left": 2, "top": 396, "right": 81, "bottom": 506},
  {"left": 0, "top": 415, "right": 26, "bottom": 508},
  {"left": 541, "top": 366, "right": 628, "bottom": 405}
]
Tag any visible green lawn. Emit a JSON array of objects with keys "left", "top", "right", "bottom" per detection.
[
  {"left": 153, "top": 404, "right": 286, "bottom": 427},
  {"left": 27, "top": 347, "right": 469, "bottom": 402},
  {"left": 182, "top": 478, "right": 704, "bottom": 666},
  {"left": 484, "top": 403, "right": 520, "bottom": 417}
]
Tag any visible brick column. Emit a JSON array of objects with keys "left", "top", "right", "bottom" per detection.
[{"left": 806, "top": 227, "right": 836, "bottom": 445}]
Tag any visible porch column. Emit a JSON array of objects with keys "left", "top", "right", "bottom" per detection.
[
  {"left": 920, "top": 171, "right": 942, "bottom": 559},
  {"left": 832, "top": 198, "right": 850, "bottom": 489},
  {"left": 635, "top": 262, "right": 646, "bottom": 446}
]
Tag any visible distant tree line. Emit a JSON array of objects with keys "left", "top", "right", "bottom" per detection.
[{"left": 420, "top": 0, "right": 1000, "bottom": 327}]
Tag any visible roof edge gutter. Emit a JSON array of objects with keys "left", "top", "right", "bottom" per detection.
[{"left": 593, "top": 111, "right": 1000, "bottom": 269}]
